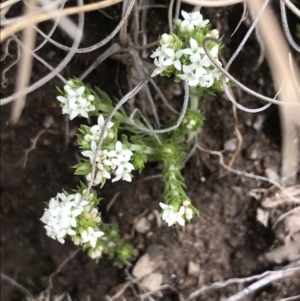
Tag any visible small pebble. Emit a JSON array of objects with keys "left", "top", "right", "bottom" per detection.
[
  {"left": 224, "top": 138, "right": 237, "bottom": 152},
  {"left": 187, "top": 262, "right": 201, "bottom": 276},
  {"left": 135, "top": 217, "right": 151, "bottom": 234}
]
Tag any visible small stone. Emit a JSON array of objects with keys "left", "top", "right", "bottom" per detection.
[
  {"left": 43, "top": 116, "right": 55, "bottom": 128},
  {"left": 253, "top": 115, "right": 265, "bottom": 131},
  {"left": 141, "top": 273, "right": 163, "bottom": 293},
  {"left": 135, "top": 217, "right": 151, "bottom": 234},
  {"left": 224, "top": 138, "right": 237, "bottom": 152},
  {"left": 133, "top": 254, "right": 153, "bottom": 279},
  {"left": 265, "top": 168, "right": 279, "bottom": 181},
  {"left": 256, "top": 208, "right": 269, "bottom": 228},
  {"left": 187, "top": 262, "right": 201, "bottom": 276}
]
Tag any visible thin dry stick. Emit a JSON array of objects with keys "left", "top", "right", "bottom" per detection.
[
  {"left": 181, "top": 0, "right": 243, "bottom": 6},
  {"left": 273, "top": 206, "right": 300, "bottom": 230},
  {"left": 225, "top": 267, "right": 300, "bottom": 301},
  {"left": 246, "top": 0, "right": 300, "bottom": 185},
  {"left": 202, "top": 37, "right": 300, "bottom": 107},
  {"left": 230, "top": 1, "right": 247, "bottom": 37},
  {"left": 79, "top": 43, "right": 121, "bottom": 80},
  {"left": 186, "top": 265, "right": 300, "bottom": 300},
  {"left": 130, "top": 81, "right": 189, "bottom": 134},
  {"left": 12, "top": 34, "right": 66, "bottom": 83},
  {"left": 0, "top": 0, "right": 123, "bottom": 42},
  {"left": 1, "top": 2, "right": 84, "bottom": 106},
  {"left": 44, "top": 249, "right": 80, "bottom": 299},
  {"left": 1, "top": 273, "right": 33, "bottom": 298},
  {"left": 0, "top": 0, "right": 21, "bottom": 10},
  {"left": 83, "top": 70, "right": 153, "bottom": 198},
  {"left": 10, "top": 0, "right": 37, "bottom": 124},
  {"left": 282, "top": 0, "right": 300, "bottom": 17},
  {"left": 280, "top": 0, "right": 300, "bottom": 52},
  {"left": 140, "top": 284, "right": 174, "bottom": 299},
  {"left": 1, "top": 41, "right": 20, "bottom": 88},
  {"left": 278, "top": 295, "right": 300, "bottom": 301},
  {"left": 0, "top": 0, "right": 21, "bottom": 16},
  {"left": 168, "top": 0, "right": 175, "bottom": 32},
  {"left": 22, "top": 129, "right": 58, "bottom": 168}
]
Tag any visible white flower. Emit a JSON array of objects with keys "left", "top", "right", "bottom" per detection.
[
  {"left": 84, "top": 115, "right": 114, "bottom": 143},
  {"left": 178, "top": 65, "right": 203, "bottom": 87},
  {"left": 206, "top": 29, "right": 219, "bottom": 39},
  {"left": 81, "top": 227, "right": 104, "bottom": 248},
  {"left": 152, "top": 56, "right": 168, "bottom": 77},
  {"left": 40, "top": 192, "right": 89, "bottom": 244},
  {"left": 180, "top": 10, "right": 209, "bottom": 32},
  {"left": 163, "top": 49, "right": 183, "bottom": 71},
  {"left": 86, "top": 164, "right": 111, "bottom": 186},
  {"left": 160, "top": 33, "right": 174, "bottom": 45},
  {"left": 57, "top": 81, "right": 95, "bottom": 120},
  {"left": 89, "top": 246, "right": 104, "bottom": 259},
  {"left": 108, "top": 141, "right": 134, "bottom": 183},
  {"left": 159, "top": 202, "right": 185, "bottom": 226},
  {"left": 150, "top": 44, "right": 171, "bottom": 59}
]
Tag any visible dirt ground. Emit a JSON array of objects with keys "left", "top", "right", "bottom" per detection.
[{"left": 1, "top": 1, "right": 300, "bottom": 301}]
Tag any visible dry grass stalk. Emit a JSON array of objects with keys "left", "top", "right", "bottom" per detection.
[{"left": 0, "top": 0, "right": 123, "bottom": 42}]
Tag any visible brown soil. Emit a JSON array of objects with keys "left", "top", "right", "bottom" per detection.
[{"left": 1, "top": 2, "right": 300, "bottom": 301}]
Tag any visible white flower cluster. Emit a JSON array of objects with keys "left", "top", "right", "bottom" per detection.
[
  {"left": 151, "top": 10, "right": 223, "bottom": 88},
  {"left": 40, "top": 192, "right": 89, "bottom": 244},
  {"left": 84, "top": 115, "right": 114, "bottom": 144},
  {"left": 176, "top": 10, "right": 209, "bottom": 32},
  {"left": 57, "top": 80, "right": 95, "bottom": 120},
  {"left": 41, "top": 192, "right": 105, "bottom": 252},
  {"left": 82, "top": 140, "right": 135, "bottom": 185},
  {"left": 159, "top": 200, "right": 194, "bottom": 227}
]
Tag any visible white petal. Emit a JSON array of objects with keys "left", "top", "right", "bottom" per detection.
[
  {"left": 174, "top": 60, "right": 181, "bottom": 71},
  {"left": 181, "top": 10, "right": 190, "bottom": 20},
  {"left": 57, "top": 96, "right": 67, "bottom": 103},
  {"left": 122, "top": 173, "right": 132, "bottom": 182},
  {"left": 76, "top": 86, "right": 85, "bottom": 96},
  {"left": 190, "top": 38, "right": 198, "bottom": 50},
  {"left": 163, "top": 58, "right": 174, "bottom": 67}
]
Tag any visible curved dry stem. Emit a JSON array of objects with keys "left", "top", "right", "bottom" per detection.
[
  {"left": 28, "top": 0, "right": 134, "bottom": 53},
  {"left": 280, "top": 0, "right": 300, "bottom": 52},
  {"left": 231, "top": 1, "right": 247, "bottom": 37},
  {"left": 129, "top": 108, "right": 162, "bottom": 144},
  {"left": 1, "top": 40, "right": 20, "bottom": 88},
  {"left": 0, "top": 273, "right": 33, "bottom": 298},
  {"left": 1, "top": 4, "right": 84, "bottom": 106},
  {"left": 79, "top": 43, "right": 121, "bottom": 80},
  {"left": 0, "top": 0, "right": 123, "bottom": 42},
  {"left": 83, "top": 70, "right": 153, "bottom": 197},
  {"left": 246, "top": 0, "right": 299, "bottom": 185},
  {"left": 281, "top": 0, "right": 300, "bottom": 18},
  {"left": 12, "top": 34, "right": 66, "bottom": 83},
  {"left": 203, "top": 37, "right": 300, "bottom": 107},
  {"left": 10, "top": 0, "right": 37, "bottom": 124},
  {"left": 181, "top": 0, "right": 243, "bottom": 7},
  {"left": 129, "top": 81, "right": 189, "bottom": 134},
  {"left": 224, "top": 266, "right": 300, "bottom": 301},
  {"left": 168, "top": 0, "right": 175, "bottom": 32}
]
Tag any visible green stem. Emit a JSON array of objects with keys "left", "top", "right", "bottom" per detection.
[
  {"left": 130, "top": 144, "right": 155, "bottom": 155},
  {"left": 189, "top": 87, "right": 199, "bottom": 111}
]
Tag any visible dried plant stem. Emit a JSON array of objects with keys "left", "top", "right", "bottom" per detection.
[
  {"left": 186, "top": 264, "right": 300, "bottom": 300},
  {"left": 0, "top": 273, "right": 33, "bottom": 298},
  {"left": 225, "top": 266, "right": 300, "bottom": 301},
  {"left": 0, "top": 0, "right": 123, "bottom": 42},
  {"left": 83, "top": 70, "right": 153, "bottom": 198},
  {"left": 10, "top": 0, "right": 37, "bottom": 124},
  {"left": 181, "top": 0, "right": 243, "bottom": 7},
  {"left": 246, "top": 0, "right": 300, "bottom": 185}
]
